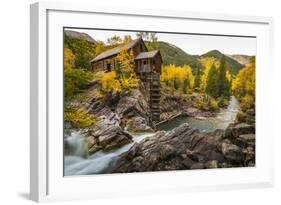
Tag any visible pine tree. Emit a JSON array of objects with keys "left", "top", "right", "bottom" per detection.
[
  {"left": 182, "top": 78, "right": 189, "bottom": 93},
  {"left": 174, "top": 77, "right": 180, "bottom": 90},
  {"left": 205, "top": 64, "right": 219, "bottom": 98},
  {"left": 217, "top": 55, "right": 230, "bottom": 97},
  {"left": 194, "top": 67, "right": 201, "bottom": 88}
]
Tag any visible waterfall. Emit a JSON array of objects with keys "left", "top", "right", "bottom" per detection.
[
  {"left": 64, "top": 131, "right": 87, "bottom": 157},
  {"left": 64, "top": 132, "right": 154, "bottom": 176}
]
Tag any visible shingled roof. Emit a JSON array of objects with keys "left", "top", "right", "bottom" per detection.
[
  {"left": 135, "top": 50, "right": 161, "bottom": 60},
  {"left": 90, "top": 37, "right": 142, "bottom": 62}
]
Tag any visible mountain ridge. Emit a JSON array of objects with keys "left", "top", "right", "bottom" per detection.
[
  {"left": 201, "top": 50, "right": 244, "bottom": 74},
  {"left": 64, "top": 30, "right": 96, "bottom": 43},
  {"left": 227, "top": 54, "right": 252, "bottom": 65}
]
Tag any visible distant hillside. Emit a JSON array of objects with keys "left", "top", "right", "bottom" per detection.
[
  {"left": 64, "top": 30, "right": 96, "bottom": 43},
  {"left": 227, "top": 54, "right": 252, "bottom": 66},
  {"left": 201, "top": 50, "right": 243, "bottom": 74},
  {"left": 64, "top": 30, "right": 96, "bottom": 69},
  {"left": 158, "top": 41, "right": 203, "bottom": 69}
]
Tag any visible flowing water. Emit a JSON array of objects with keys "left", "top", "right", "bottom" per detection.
[
  {"left": 158, "top": 96, "right": 240, "bottom": 132},
  {"left": 64, "top": 132, "right": 155, "bottom": 176},
  {"left": 64, "top": 96, "right": 240, "bottom": 176}
]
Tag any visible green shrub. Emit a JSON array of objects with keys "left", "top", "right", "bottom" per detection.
[
  {"left": 217, "top": 97, "right": 229, "bottom": 107},
  {"left": 64, "top": 68, "right": 93, "bottom": 100},
  {"left": 236, "top": 111, "right": 247, "bottom": 123},
  {"left": 190, "top": 94, "right": 219, "bottom": 111}
]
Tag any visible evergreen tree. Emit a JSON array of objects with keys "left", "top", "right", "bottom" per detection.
[
  {"left": 182, "top": 78, "right": 189, "bottom": 93},
  {"left": 205, "top": 64, "right": 219, "bottom": 98},
  {"left": 217, "top": 55, "right": 231, "bottom": 97},
  {"left": 194, "top": 67, "right": 201, "bottom": 88},
  {"left": 174, "top": 78, "right": 180, "bottom": 90}
]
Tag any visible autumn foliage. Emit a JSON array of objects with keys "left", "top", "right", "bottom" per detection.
[
  {"left": 232, "top": 57, "right": 255, "bottom": 111},
  {"left": 161, "top": 64, "right": 194, "bottom": 93},
  {"left": 97, "top": 48, "right": 139, "bottom": 94},
  {"left": 64, "top": 107, "right": 95, "bottom": 128}
]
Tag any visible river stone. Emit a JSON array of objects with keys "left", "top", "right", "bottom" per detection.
[
  {"left": 232, "top": 123, "right": 255, "bottom": 137},
  {"left": 86, "top": 116, "right": 133, "bottom": 154},
  {"left": 221, "top": 140, "right": 245, "bottom": 163},
  {"left": 235, "top": 134, "right": 255, "bottom": 148}
]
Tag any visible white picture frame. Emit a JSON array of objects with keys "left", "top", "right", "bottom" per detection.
[{"left": 30, "top": 2, "right": 274, "bottom": 202}]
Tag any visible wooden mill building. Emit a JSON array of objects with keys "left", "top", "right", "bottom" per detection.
[{"left": 90, "top": 37, "right": 162, "bottom": 124}]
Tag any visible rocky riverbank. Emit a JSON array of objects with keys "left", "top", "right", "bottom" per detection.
[
  {"left": 82, "top": 87, "right": 152, "bottom": 154},
  {"left": 159, "top": 92, "right": 217, "bottom": 123},
  {"left": 66, "top": 81, "right": 242, "bottom": 157},
  {"left": 236, "top": 108, "right": 255, "bottom": 126},
  {"left": 112, "top": 122, "right": 255, "bottom": 173}
]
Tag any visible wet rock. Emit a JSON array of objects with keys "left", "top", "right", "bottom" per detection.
[
  {"left": 112, "top": 122, "right": 254, "bottom": 173},
  {"left": 86, "top": 116, "right": 133, "bottom": 154},
  {"left": 110, "top": 116, "right": 256, "bottom": 173}
]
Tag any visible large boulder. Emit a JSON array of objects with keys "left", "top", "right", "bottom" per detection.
[
  {"left": 125, "top": 116, "right": 153, "bottom": 132},
  {"left": 116, "top": 89, "right": 149, "bottom": 119},
  {"left": 221, "top": 139, "right": 245, "bottom": 163},
  {"left": 236, "top": 134, "right": 255, "bottom": 148},
  {"left": 224, "top": 123, "right": 255, "bottom": 141},
  {"left": 86, "top": 116, "right": 133, "bottom": 154},
  {"left": 115, "top": 89, "right": 153, "bottom": 131}
]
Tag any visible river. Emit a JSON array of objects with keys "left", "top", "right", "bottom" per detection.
[
  {"left": 64, "top": 96, "right": 240, "bottom": 176},
  {"left": 157, "top": 96, "right": 240, "bottom": 132}
]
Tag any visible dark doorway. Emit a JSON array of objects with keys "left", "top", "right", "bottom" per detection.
[{"left": 106, "top": 63, "right": 112, "bottom": 72}]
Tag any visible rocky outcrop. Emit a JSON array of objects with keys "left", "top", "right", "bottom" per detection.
[
  {"left": 64, "top": 30, "right": 96, "bottom": 43},
  {"left": 116, "top": 90, "right": 149, "bottom": 117},
  {"left": 160, "top": 95, "right": 183, "bottom": 122},
  {"left": 159, "top": 92, "right": 216, "bottom": 123},
  {"left": 86, "top": 116, "right": 133, "bottom": 154},
  {"left": 83, "top": 88, "right": 152, "bottom": 154},
  {"left": 125, "top": 116, "right": 153, "bottom": 132},
  {"left": 112, "top": 123, "right": 255, "bottom": 173}
]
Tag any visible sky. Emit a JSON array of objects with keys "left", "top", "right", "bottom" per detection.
[{"left": 66, "top": 28, "right": 256, "bottom": 56}]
